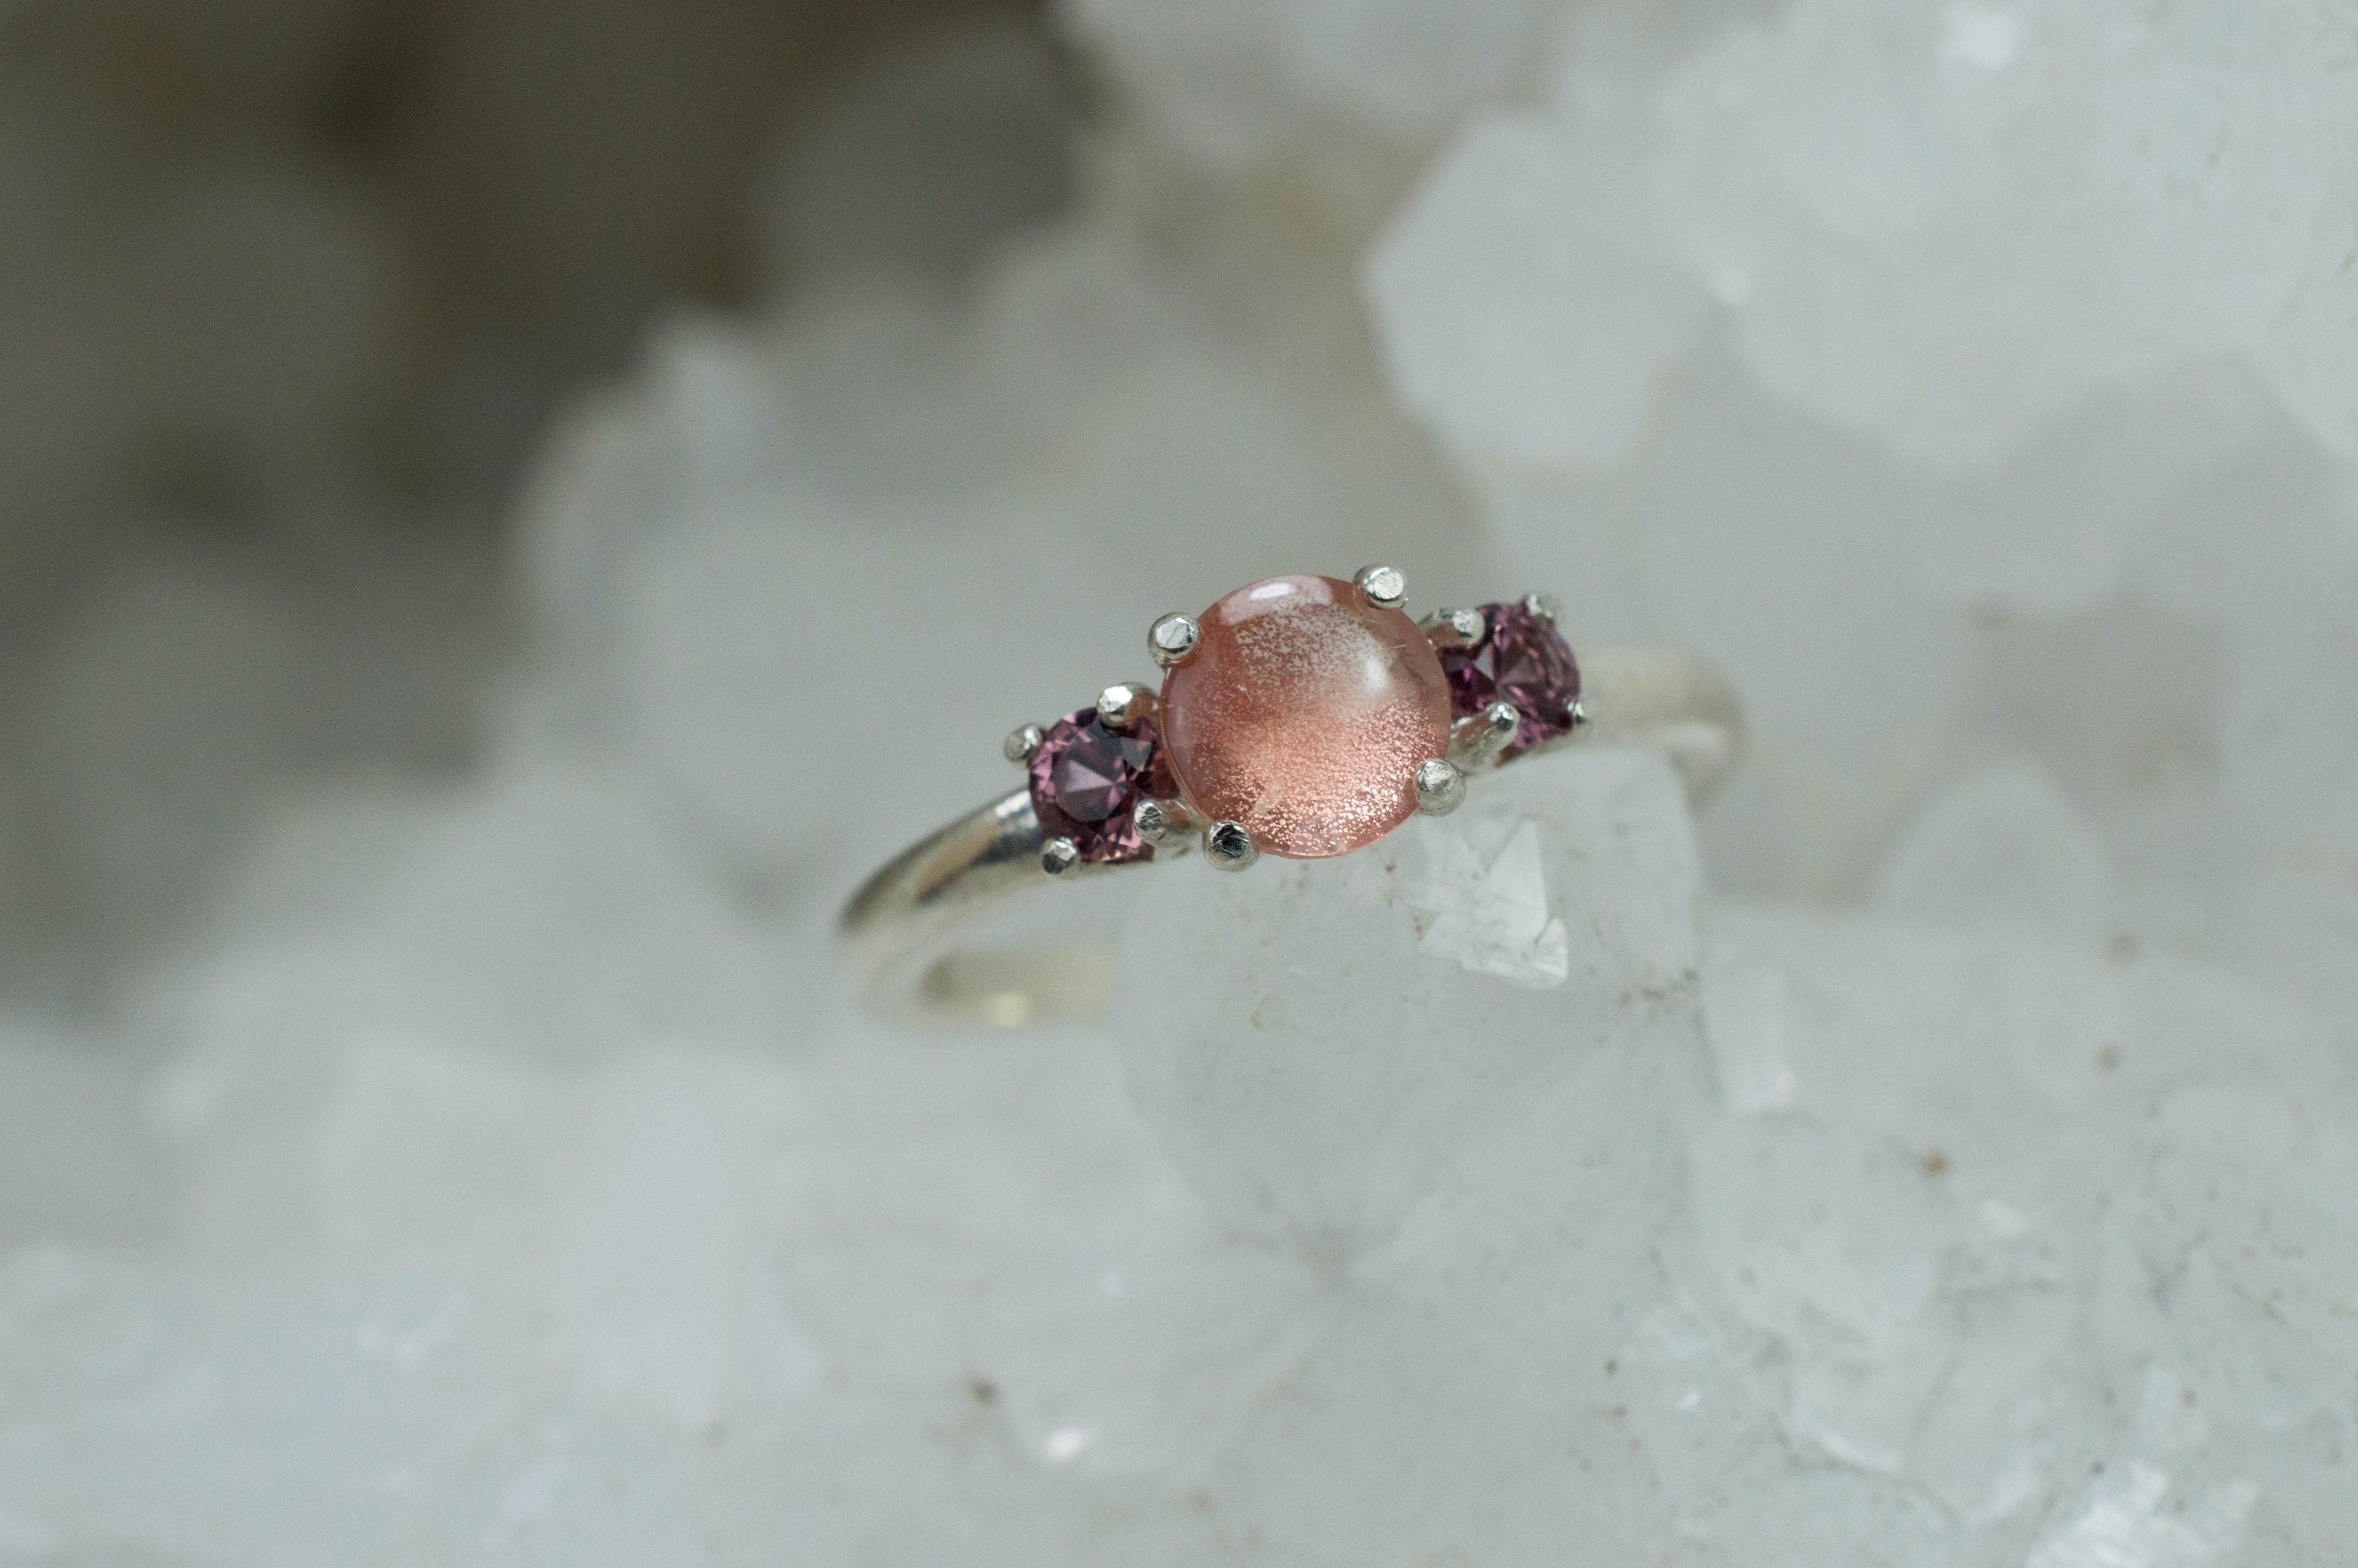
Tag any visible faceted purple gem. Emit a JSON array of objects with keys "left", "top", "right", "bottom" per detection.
[
  {"left": 1438, "top": 601, "right": 1581, "bottom": 759},
  {"left": 1027, "top": 707, "right": 1177, "bottom": 864}
]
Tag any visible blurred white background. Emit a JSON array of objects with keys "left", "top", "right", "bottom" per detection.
[{"left": 0, "top": 2, "right": 2352, "bottom": 1563}]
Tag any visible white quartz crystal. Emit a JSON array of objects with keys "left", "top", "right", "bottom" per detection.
[
  {"left": 1060, "top": 0, "right": 1558, "bottom": 174},
  {"left": 1113, "top": 751, "right": 1703, "bottom": 1249},
  {"left": 1872, "top": 760, "right": 2110, "bottom": 942},
  {"left": 1359, "top": 0, "right": 2358, "bottom": 999},
  {"left": 1644, "top": 0, "right": 2358, "bottom": 469},
  {"left": 1366, "top": 113, "right": 1711, "bottom": 468},
  {"left": 9, "top": 723, "right": 2351, "bottom": 1563}
]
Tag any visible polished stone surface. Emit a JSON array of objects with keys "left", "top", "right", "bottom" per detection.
[{"left": 1159, "top": 574, "right": 1453, "bottom": 858}]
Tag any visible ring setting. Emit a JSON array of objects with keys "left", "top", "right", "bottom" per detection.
[{"left": 1020, "top": 568, "right": 1586, "bottom": 875}]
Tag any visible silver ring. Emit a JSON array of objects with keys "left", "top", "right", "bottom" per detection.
[{"left": 839, "top": 570, "right": 1743, "bottom": 1026}]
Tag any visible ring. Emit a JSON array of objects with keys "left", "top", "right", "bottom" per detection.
[{"left": 840, "top": 568, "right": 1743, "bottom": 1026}]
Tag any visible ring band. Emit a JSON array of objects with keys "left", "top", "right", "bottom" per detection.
[{"left": 840, "top": 570, "right": 1742, "bottom": 1026}]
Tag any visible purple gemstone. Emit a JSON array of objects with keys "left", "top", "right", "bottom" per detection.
[
  {"left": 1438, "top": 601, "right": 1581, "bottom": 759},
  {"left": 1027, "top": 707, "right": 1177, "bottom": 864}
]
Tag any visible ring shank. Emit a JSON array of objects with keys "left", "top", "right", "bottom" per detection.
[
  {"left": 1564, "top": 643, "right": 1744, "bottom": 802},
  {"left": 838, "top": 644, "right": 1740, "bottom": 1026}
]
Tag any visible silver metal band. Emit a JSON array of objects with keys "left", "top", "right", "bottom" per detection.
[{"left": 839, "top": 644, "right": 1741, "bottom": 1027}]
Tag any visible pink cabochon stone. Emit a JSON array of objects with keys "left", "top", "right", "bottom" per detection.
[{"left": 1159, "top": 574, "right": 1453, "bottom": 858}]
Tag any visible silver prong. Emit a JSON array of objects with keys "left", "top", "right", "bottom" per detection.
[
  {"left": 1523, "top": 591, "right": 1562, "bottom": 624},
  {"left": 1203, "top": 821, "right": 1258, "bottom": 871},
  {"left": 1041, "top": 837, "right": 1081, "bottom": 876},
  {"left": 1568, "top": 698, "right": 1589, "bottom": 729},
  {"left": 1355, "top": 564, "right": 1408, "bottom": 611},
  {"left": 1097, "top": 682, "right": 1158, "bottom": 731},
  {"left": 1420, "top": 607, "right": 1486, "bottom": 650},
  {"left": 1449, "top": 701, "right": 1520, "bottom": 769},
  {"left": 1134, "top": 796, "right": 1200, "bottom": 851},
  {"left": 1149, "top": 613, "right": 1200, "bottom": 669},
  {"left": 1414, "top": 758, "right": 1466, "bottom": 816},
  {"left": 1005, "top": 724, "right": 1045, "bottom": 766}
]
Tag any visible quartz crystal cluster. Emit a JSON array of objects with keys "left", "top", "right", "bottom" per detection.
[{"left": 1, "top": 3, "right": 2356, "bottom": 1566}]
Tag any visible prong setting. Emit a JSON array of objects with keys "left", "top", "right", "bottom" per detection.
[
  {"left": 1569, "top": 699, "right": 1589, "bottom": 729},
  {"left": 1041, "top": 837, "right": 1081, "bottom": 876},
  {"left": 1420, "top": 607, "right": 1486, "bottom": 650},
  {"left": 1096, "top": 682, "right": 1158, "bottom": 732},
  {"left": 1522, "top": 591, "right": 1562, "bottom": 625},
  {"left": 1149, "top": 613, "right": 1200, "bottom": 669},
  {"left": 1414, "top": 758, "right": 1467, "bottom": 816},
  {"left": 1355, "top": 564, "right": 1408, "bottom": 611},
  {"left": 1449, "top": 701, "right": 1521, "bottom": 769},
  {"left": 1133, "top": 796, "right": 1200, "bottom": 850},
  {"left": 1203, "top": 821, "right": 1259, "bottom": 871},
  {"left": 1005, "top": 724, "right": 1045, "bottom": 766}
]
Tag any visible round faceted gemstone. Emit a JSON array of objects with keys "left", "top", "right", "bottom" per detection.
[
  {"left": 1159, "top": 574, "right": 1453, "bottom": 859},
  {"left": 1028, "top": 708, "right": 1175, "bottom": 864},
  {"left": 1439, "top": 601, "right": 1581, "bottom": 758}
]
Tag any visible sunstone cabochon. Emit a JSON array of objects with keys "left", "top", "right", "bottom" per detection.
[{"left": 1159, "top": 575, "right": 1453, "bottom": 859}]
